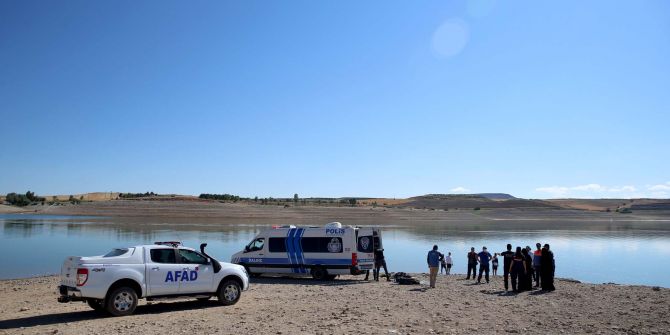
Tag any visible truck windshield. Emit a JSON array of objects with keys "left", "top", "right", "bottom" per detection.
[{"left": 103, "top": 248, "right": 130, "bottom": 257}]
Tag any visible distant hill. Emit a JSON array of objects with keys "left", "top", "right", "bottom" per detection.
[
  {"left": 544, "top": 198, "right": 669, "bottom": 211},
  {"left": 474, "top": 193, "right": 516, "bottom": 200},
  {"left": 399, "top": 194, "right": 557, "bottom": 210}
]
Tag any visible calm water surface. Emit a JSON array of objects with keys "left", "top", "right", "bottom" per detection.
[{"left": 2, "top": 214, "right": 669, "bottom": 287}]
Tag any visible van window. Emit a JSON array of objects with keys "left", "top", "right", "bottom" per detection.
[
  {"left": 246, "top": 238, "right": 265, "bottom": 252},
  {"left": 150, "top": 249, "right": 176, "bottom": 263},
  {"left": 357, "top": 236, "right": 374, "bottom": 253},
  {"left": 269, "top": 238, "right": 287, "bottom": 252},
  {"left": 301, "top": 237, "right": 343, "bottom": 253},
  {"left": 178, "top": 249, "right": 209, "bottom": 264}
]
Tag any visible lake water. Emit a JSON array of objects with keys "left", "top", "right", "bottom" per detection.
[{"left": 2, "top": 214, "right": 670, "bottom": 287}]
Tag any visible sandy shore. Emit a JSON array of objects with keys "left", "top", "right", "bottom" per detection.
[{"left": 1, "top": 274, "right": 668, "bottom": 335}]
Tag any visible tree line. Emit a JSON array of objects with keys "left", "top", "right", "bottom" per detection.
[
  {"left": 118, "top": 192, "right": 157, "bottom": 198},
  {"left": 199, "top": 193, "right": 244, "bottom": 202},
  {"left": 4, "top": 191, "right": 46, "bottom": 207}
]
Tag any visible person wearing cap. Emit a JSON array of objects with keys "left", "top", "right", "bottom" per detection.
[
  {"left": 477, "top": 246, "right": 492, "bottom": 284},
  {"left": 540, "top": 243, "right": 555, "bottom": 291},
  {"left": 427, "top": 245, "right": 440, "bottom": 288}
]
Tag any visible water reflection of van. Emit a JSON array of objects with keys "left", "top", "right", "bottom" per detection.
[{"left": 231, "top": 222, "right": 382, "bottom": 280}]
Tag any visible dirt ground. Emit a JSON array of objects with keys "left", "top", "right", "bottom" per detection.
[{"left": 1, "top": 274, "right": 668, "bottom": 335}]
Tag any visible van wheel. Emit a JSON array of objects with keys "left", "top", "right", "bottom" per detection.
[
  {"left": 86, "top": 299, "right": 104, "bottom": 312},
  {"left": 311, "top": 267, "right": 328, "bottom": 280},
  {"left": 217, "top": 280, "right": 241, "bottom": 306},
  {"left": 105, "top": 287, "right": 138, "bottom": 316},
  {"left": 244, "top": 266, "right": 261, "bottom": 278}
]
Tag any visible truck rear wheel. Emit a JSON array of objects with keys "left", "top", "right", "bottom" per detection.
[
  {"left": 86, "top": 299, "right": 104, "bottom": 312},
  {"left": 105, "top": 286, "right": 138, "bottom": 316},
  {"left": 217, "top": 280, "right": 241, "bottom": 306}
]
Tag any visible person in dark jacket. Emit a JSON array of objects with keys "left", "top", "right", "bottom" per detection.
[
  {"left": 374, "top": 248, "right": 390, "bottom": 281},
  {"left": 540, "top": 244, "right": 555, "bottom": 291},
  {"left": 509, "top": 247, "right": 526, "bottom": 293},
  {"left": 500, "top": 244, "right": 514, "bottom": 292},
  {"left": 466, "top": 247, "right": 478, "bottom": 280},
  {"left": 521, "top": 247, "right": 533, "bottom": 291}
]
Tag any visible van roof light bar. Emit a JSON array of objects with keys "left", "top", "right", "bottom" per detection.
[{"left": 154, "top": 241, "right": 182, "bottom": 247}]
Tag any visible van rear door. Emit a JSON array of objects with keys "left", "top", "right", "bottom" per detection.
[{"left": 356, "top": 227, "right": 379, "bottom": 271}]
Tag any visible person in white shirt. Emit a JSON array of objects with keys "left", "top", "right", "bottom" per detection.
[{"left": 445, "top": 252, "right": 453, "bottom": 275}]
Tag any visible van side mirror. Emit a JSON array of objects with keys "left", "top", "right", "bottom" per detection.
[{"left": 244, "top": 245, "right": 250, "bottom": 252}]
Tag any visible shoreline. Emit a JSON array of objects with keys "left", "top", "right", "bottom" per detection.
[
  {"left": 0, "top": 272, "right": 665, "bottom": 290},
  {"left": 0, "top": 275, "right": 668, "bottom": 334}
]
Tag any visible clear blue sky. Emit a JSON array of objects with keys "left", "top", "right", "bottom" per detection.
[{"left": 1, "top": 0, "right": 669, "bottom": 199}]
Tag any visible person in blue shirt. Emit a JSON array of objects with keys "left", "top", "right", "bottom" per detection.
[
  {"left": 426, "top": 245, "right": 440, "bottom": 288},
  {"left": 477, "top": 246, "right": 492, "bottom": 284}
]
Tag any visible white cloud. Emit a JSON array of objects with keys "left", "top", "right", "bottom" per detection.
[
  {"left": 534, "top": 183, "right": 658, "bottom": 198},
  {"left": 648, "top": 182, "right": 670, "bottom": 192},
  {"left": 450, "top": 186, "right": 470, "bottom": 194},
  {"left": 609, "top": 185, "right": 637, "bottom": 193},
  {"left": 572, "top": 184, "right": 606, "bottom": 192}
]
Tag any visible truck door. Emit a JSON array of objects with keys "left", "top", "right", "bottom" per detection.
[
  {"left": 356, "top": 228, "right": 377, "bottom": 271},
  {"left": 146, "top": 248, "right": 184, "bottom": 296},
  {"left": 176, "top": 249, "right": 214, "bottom": 294}
]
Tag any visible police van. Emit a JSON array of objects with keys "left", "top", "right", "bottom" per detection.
[{"left": 231, "top": 222, "right": 382, "bottom": 280}]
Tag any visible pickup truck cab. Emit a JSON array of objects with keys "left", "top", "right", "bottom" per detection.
[{"left": 58, "top": 242, "right": 249, "bottom": 316}]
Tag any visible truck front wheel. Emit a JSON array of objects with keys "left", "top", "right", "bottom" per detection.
[
  {"left": 105, "top": 287, "right": 138, "bottom": 316},
  {"left": 217, "top": 280, "right": 241, "bottom": 306}
]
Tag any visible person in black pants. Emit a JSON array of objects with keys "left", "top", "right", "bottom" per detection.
[
  {"left": 540, "top": 244, "right": 556, "bottom": 291},
  {"left": 509, "top": 247, "right": 526, "bottom": 293},
  {"left": 520, "top": 247, "right": 533, "bottom": 291},
  {"left": 466, "top": 247, "right": 478, "bottom": 280},
  {"left": 500, "top": 244, "right": 514, "bottom": 292},
  {"left": 374, "top": 248, "right": 390, "bottom": 281}
]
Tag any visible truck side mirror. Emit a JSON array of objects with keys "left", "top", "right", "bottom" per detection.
[{"left": 244, "top": 245, "right": 250, "bottom": 252}]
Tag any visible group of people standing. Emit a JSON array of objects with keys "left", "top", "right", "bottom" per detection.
[
  {"left": 426, "top": 243, "right": 556, "bottom": 292},
  {"left": 500, "top": 243, "right": 555, "bottom": 292}
]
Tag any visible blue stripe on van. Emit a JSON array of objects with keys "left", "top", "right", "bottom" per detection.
[
  {"left": 239, "top": 257, "right": 351, "bottom": 266},
  {"left": 293, "top": 228, "right": 303, "bottom": 273},
  {"left": 298, "top": 228, "right": 306, "bottom": 273},
  {"left": 302, "top": 258, "right": 351, "bottom": 265},
  {"left": 285, "top": 228, "right": 294, "bottom": 273}
]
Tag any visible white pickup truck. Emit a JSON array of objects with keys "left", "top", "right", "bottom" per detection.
[{"left": 58, "top": 242, "right": 249, "bottom": 316}]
